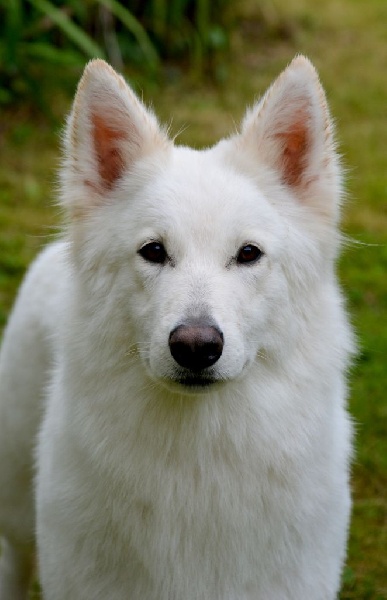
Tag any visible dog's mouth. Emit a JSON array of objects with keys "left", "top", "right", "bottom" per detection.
[
  {"left": 176, "top": 374, "right": 217, "bottom": 388},
  {"left": 160, "top": 368, "right": 224, "bottom": 394}
]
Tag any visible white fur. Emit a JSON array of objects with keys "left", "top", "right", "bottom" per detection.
[{"left": 0, "top": 56, "right": 354, "bottom": 599}]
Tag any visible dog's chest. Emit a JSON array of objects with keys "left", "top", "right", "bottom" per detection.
[{"left": 85, "top": 402, "right": 299, "bottom": 576}]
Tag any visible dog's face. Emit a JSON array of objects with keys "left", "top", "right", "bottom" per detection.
[
  {"left": 61, "top": 58, "right": 342, "bottom": 393},
  {"left": 124, "top": 149, "right": 288, "bottom": 390}
]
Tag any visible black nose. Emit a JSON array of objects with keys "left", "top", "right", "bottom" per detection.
[{"left": 169, "top": 322, "right": 224, "bottom": 371}]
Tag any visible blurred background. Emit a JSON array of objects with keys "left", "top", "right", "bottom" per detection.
[{"left": 0, "top": 0, "right": 386, "bottom": 598}]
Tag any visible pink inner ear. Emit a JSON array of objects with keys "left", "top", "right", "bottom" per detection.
[
  {"left": 276, "top": 117, "right": 309, "bottom": 188},
  {"left": 92, "top": 114, "right": 127, "bottom": 190}
]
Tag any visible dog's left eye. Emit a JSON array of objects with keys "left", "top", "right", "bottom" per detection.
[
  {"left": 236, "top": 244, "right": 264, "bottom": 265},
  {"left": 138, "top": 242, "right": 167, "bottom": 264}
]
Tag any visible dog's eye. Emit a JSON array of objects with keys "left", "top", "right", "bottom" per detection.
[
  {"left": 236, "top": 244, "right": 263, "bottom": 265},
  {"left": 138, "top": 241, "right": 167, "bottom": 264}
]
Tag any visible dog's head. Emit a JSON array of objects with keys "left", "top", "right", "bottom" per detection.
[{"left": 61, "top": 57, "right": 344, "bottom": 393}]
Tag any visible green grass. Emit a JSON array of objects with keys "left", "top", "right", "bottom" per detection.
[{"left": 1, "top": 0, "right": 386, "bottom": 597}]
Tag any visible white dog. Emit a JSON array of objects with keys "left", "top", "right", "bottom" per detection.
[{"left": 0, "top": 56, "right": 354, "bottom": 599}]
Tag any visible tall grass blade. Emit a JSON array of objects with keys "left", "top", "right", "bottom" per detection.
[
  {"left": 196, "top": 0, "right": 209, "bottom": 44},
  {"left": 25, "top": 42, "right": 84, "bottom": 66},
  {"left": 95, "top": 0, "right": 159, "bottom": 69},
  {"left": 4, "top": 0, "right": 23, "bottom": 66},
  {"left": 152, "top": 0, "right": 167, "bottom": 38},
  {"left": 27, "top": 0, "right": 105, "bottom": 59}
]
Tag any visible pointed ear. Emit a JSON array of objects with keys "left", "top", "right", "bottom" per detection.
[
  {"left": 61, "top": 59, "right": 169, "bottom": 216},
  {"left": 238, "top": 56, "right": 341, "bottom": 222}
]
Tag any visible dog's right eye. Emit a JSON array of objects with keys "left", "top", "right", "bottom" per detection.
[
  {"left": 236, "top": 244, "right": 264, "bottom": 265},
  {"left": 138, "top": 241, "right": 167, "bottom": 264}
]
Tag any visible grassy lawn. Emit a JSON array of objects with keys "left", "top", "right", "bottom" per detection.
[{"left": 1, "top": 0, "right": 386, "bottom": 597}]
